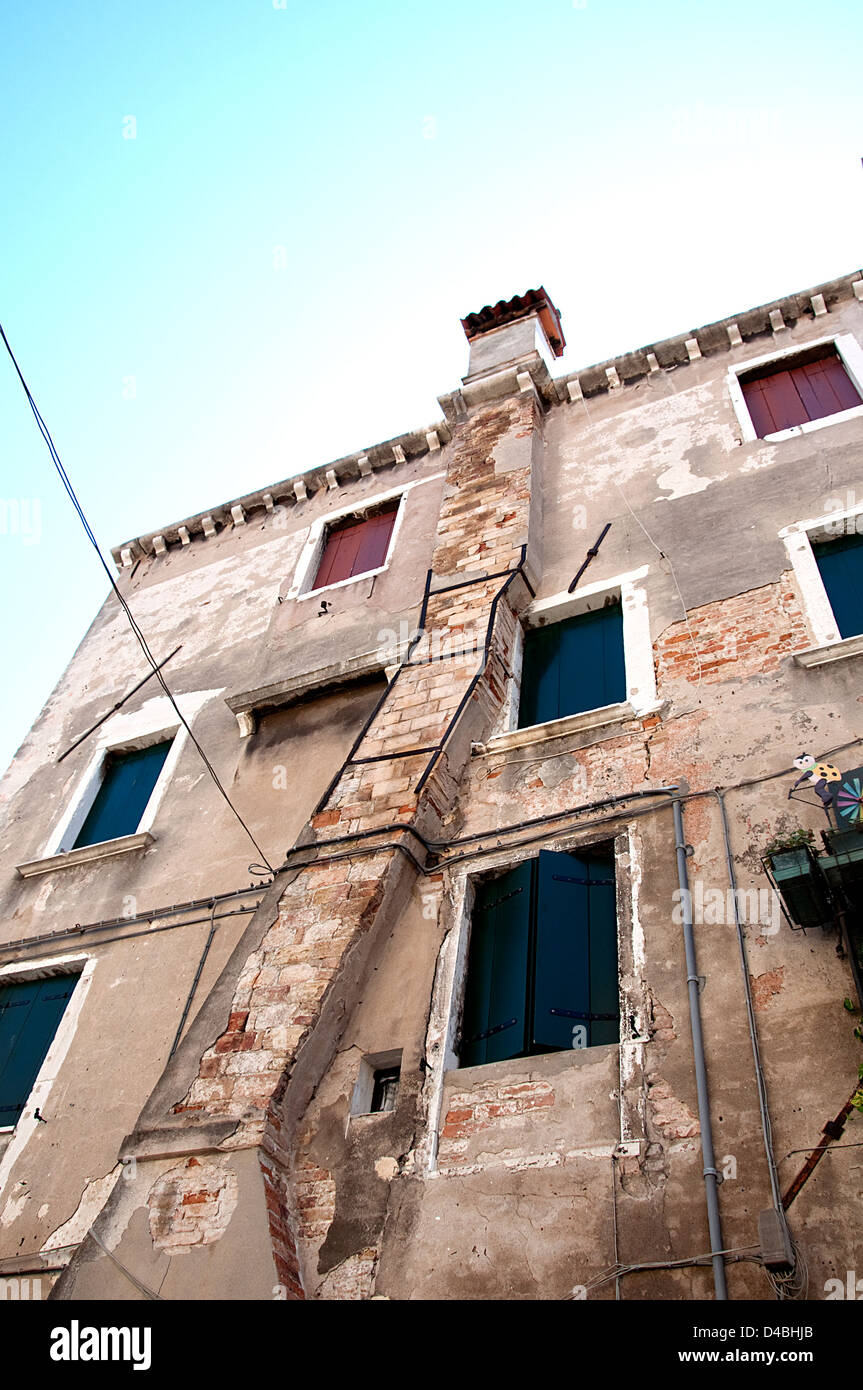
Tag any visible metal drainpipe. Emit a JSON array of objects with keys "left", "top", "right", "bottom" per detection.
[
  {"left": 713, "top": 789, "right": 793, "bottom": 1247},
  {"left": 671, "top": 793, "right": 729, "bottom": 1300}
]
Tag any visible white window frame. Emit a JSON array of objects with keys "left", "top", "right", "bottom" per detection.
[
  {"left": 727, "top": 332, "right": 863, "bottom": 444},
  {"left": 17, "top": 690, "right": 218, "bottom": 878},
  {"left": 45, "top": 727, "right": 183, "bottom": 858},
  {"left": 286, "top": 484, "right": 409, "bottom": 602},
  {"left": 781, "top": 499, "right": 863, "bottom": 666},
  {"left": 0, "top": 955, "right": 91, "bottom": 1164},
  {"left": 420, "top": 828, "right": 646, "bottom": 1176},
  {"left": 490, "top": 565, "right": 661, "bottom": 752}
]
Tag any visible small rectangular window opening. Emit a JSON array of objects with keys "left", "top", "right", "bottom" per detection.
[
  {"left": 350, "top": 1049, "right": 403, "bottom": 1117},
  {"left": 370, "top": 1067, "right": 400, "bottom": 1113}
]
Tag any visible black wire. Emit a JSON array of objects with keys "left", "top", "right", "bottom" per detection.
[{"left": 0, "top": 320, "right": 275, "bottom": 873}]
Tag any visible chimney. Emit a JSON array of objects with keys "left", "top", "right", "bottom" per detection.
[{"left": 460, "top": 287, "right": 565, "bottom": 383}]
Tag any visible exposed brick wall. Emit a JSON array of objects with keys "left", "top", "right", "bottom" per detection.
[
  {"left": 260, "top": 1152, "right": 304, "bottom": 1300},
  {"left": 654, "top": 579, "right": 810, "bottom": 688},
  {"left": 157, "top": 392, "right": 543, "bottom": 1295},
  {"left": 147, "top": 1158, "right": 238, "bottom": 1255},
  {"left": 174, "top": 851, "right": 394, "bottom": 1139},
  {"left": 438, "top": 1078, "right": 558, "bottom": 1173}
]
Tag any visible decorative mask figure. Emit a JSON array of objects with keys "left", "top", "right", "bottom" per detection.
[{"left": 789, "top": 753, "right": 842, "bottom": 823}]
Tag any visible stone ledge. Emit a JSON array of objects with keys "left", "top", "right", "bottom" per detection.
[
  {"left": 16, "top": 833, "right": 154, "bottom": 879},
  {"left": 119, "top": 1120, "right": 243, "bottom": 1162},
  {"left": 226, "top": 648, "right": 396, "bottom": 736},
  {"left": 483, "top": 702, "right": 635, "bottom": 754},
  {"left": 793, "top": 634, "right": 863, "bottom": 668}
]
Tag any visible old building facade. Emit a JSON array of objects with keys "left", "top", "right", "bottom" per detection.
[{"left": 2, "top": 272, "right": 863, "bottom": 1301}]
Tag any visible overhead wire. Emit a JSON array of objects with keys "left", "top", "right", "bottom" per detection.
[{"left": 0, "top": 321, "right": 275, "bottom": 873}]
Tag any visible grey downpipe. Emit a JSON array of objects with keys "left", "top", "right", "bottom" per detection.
[
  {"left": 671, "top": 794, "right": 729, "bottom": 1300},
  {"left": 713, "top": 789, "right": 791, "bottom": 1242}
]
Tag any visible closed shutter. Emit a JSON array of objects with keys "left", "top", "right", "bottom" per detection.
[
  {"left": 460, "top": 860, "right": 532, "bottom": 1067},
  {"left": 532, "top": 850, "right": 618, "bottom": 1051},
  {"left": 73, "top": 740, "right": 172, "bottom": 848},
  {"left": 0, "top": 975, "right": 78, "bottom": 1125},
  {"left": 518, "top": 603, "right": 625, "bottom": 728},
  {"left": 313, "top": 506, "right": 398, "bottom": 589},
  {"left": 812, "top": 533, "right": 863, "bottom": 640},
  {"left": 742, "top": 351, "right": 861, "bottom": 437}
]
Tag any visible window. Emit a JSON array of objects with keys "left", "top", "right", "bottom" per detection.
[
  {"left": 0, "top": 974, "right": 79, "bottom": 1128},
  {"left": 72, "top": 740, "right": 173, "bottom": 848},
  {"left": 459, "top": 848, "right": 618, "bottom": 1068},
  {"left": 811, "top": 533, "right": 863, "bottom": 641},
  {"left": 311, "top": 503, "right": 399, "bottom": 591},
  {"left": 370, "top": 1067, "right": 400, "bottom": 1113},
  {"left": 349, "top": 1049, "right": 403, "bottom": 1116},
  {"left": 728, "top": 333, "right": 863, "bottom": 444},
  {"left": 739, "top": 344, "right": 861, "bottom": 439},
  {"left": 518, "top": 601, "right": 626, "bottom": 728}
]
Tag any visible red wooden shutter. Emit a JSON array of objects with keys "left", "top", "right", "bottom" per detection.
[
  {"left": 742, "top": 350, "right": 860, "bottom": 438},
  {"left": 313, "top": 505, "right": 398, "bottom": 589}
]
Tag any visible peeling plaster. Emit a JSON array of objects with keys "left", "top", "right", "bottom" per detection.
[
  {"left": 42, "top": 1167, "right": 123, "bottom": 1251},
  {"left": 1, "top": 1183, "right": 30, "bottom": 1227}
]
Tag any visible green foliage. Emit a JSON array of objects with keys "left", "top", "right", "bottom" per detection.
[
  {"left": 844, "top": 997, "right": 858, "bottom": 1013},
  {"left": 765, "top": 826, "right": 816, "bottom": 856}
]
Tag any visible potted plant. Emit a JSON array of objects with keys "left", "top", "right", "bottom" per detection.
[
  {"left": 764, "top": 826, "right": 816, "bottom": 876},
  {"left": 763, "top": 827, "right": 832, "bottom": 929}
]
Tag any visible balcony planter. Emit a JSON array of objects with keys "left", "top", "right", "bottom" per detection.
[
  {"left": 763, "top": 843, "right": 833, "bottom": 930},
  {"left": 821, "top": 828, "right": 863, "bottom": 888}
]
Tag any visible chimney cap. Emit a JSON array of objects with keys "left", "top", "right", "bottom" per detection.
[{"left": 460, "top": 287, "right": 565, "bottom": 358}]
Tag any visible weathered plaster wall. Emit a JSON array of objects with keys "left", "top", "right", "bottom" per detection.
[{"left": 4, "top": 275, "right": 863, "bottom": 1300}]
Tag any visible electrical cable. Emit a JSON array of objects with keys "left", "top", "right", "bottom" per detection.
[
  {"left": 563, "top": 1243, "right": 762, "bottom": 1297},
  {"left": 0, "top": 321, "right": 275, "bottom": 872},
  {"left": 88, "top": 1228, "right": 164, "bottom": 1301}
]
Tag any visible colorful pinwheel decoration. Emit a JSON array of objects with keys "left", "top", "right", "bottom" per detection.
[{"left": 832, "top": 766, "right": 863, "bottom": 828}]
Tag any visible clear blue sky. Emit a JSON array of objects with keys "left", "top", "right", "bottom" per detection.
[{"left": 1, "top": 0, "right": 861, "bottom": 774}]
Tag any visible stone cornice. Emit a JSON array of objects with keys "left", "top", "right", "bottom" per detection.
[
  {"left": 110, "top": 420, "right": 452, "bottom": 570},
  {"left": 556, "top": 270, "right": 863, "bottom": 405},
  {"left": 111, "top": 270, "right": 863, "bottom": 570}
]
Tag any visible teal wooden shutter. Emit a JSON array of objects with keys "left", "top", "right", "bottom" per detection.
[
  {"left": 74, "top": 740, "right": 172, "bottom": 848},
  {"left": 518, "top": 623, "right": 562, "bottom": 729},
  {"left": 812, "top": 534, "right": 863, "bottom": 640},
  {"left": 518, "top": 604, "right": 626, "bottom": 728},
  {"left": 460, "top": 860, "right": 532, "bottom": 1066},
  {"left": 532, "top": 850, "right": 618, "bottom": 1051},
  {"left": 0, "top": 975, "right": 78, "bottom": 1125}
]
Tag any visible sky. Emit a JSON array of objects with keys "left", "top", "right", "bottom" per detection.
[{"left": 1, "top": 0, "right": 861, "bottom": 775}]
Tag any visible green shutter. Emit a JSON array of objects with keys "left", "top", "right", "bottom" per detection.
[
  {"left": 812, "top": 534, "right": 863, "bottom": 640},
  {"left": 532, "top": 850, "right": 618, "bottom": 1051},
  {"left": 0, "top": 975, "right": 78, "bottom": 1125},
  {"left": 74, "top": 741, "right": 172, "bottom": 848},
  {"left": 518, "top": 604, "right": 626, "bottom": 728},
  {"left": 460, "top": 860, "right": 532, "bottom": 1066}
]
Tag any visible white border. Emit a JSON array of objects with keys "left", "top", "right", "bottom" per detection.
[
  {"left": 780, "top": 498, "right": 863, "bottom": 650},
  {"left": 727, "top": 332, "right": 863, "bottom": 444},
  {"left": 43, "top": 690, "right": 218, "bottom": 859},
  {"left": 0, "top": 954, "right": 92, "bottom": 1185},
  {"left": 505, "top": 565, "right": 660, "bottom": 732},
  {"left": 285, "top": 474, "right": 444, "bottom": 602},
  {"left": 422, "top": 833, "right": 630, "bottom": 1175}
]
